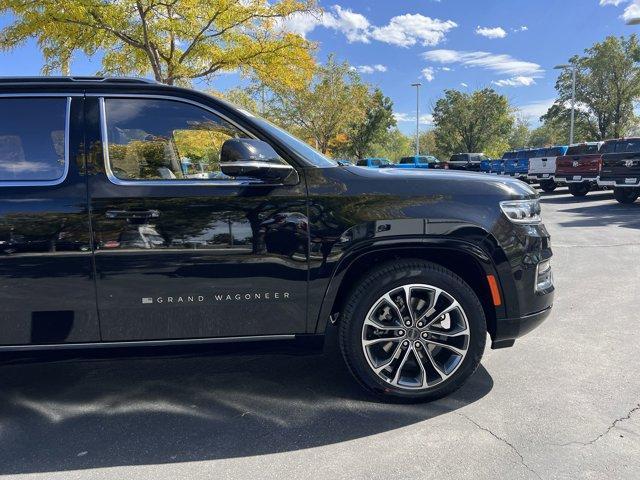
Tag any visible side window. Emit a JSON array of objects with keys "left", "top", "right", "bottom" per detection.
[
  {"left": 103, "top": 98, "right": 255, "bottom": 181},
  {"left": 0, "top": 97, "right": 67, "bottom": 184}
]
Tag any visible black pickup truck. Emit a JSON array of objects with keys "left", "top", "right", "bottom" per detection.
[
  {"left": 0, "top": 77, "right": 554, "bottom": 402},
  {"left": 447, "top": 153, "right": 487, "bottom": 172},
  {"left": 598, "top": 138, "right": 640, "bottom": 204}
]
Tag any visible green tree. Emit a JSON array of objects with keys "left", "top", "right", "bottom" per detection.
[
  {"left": 545, "top": 34, "right": 640, "bottom": 140},
  {"left": 509, "top": 116, "right": 531, "bottom": 149},
  {"left": 418, "top": 130, "right": 438, "bottom": 156},
  {"left": 369, "top": 128, "right": 414, "bottom": 162},
  {"left": 432, "top": 88, "right": 514, "bottom": 157},
  {"left": 340, "top": 89, "right": 396, "bottom": 159},
  {"left": 0, "top": 0, "right": 316, "bottom": 88},
  {"left": 269, "top": 56, "right": 369, "bottom": 153}
]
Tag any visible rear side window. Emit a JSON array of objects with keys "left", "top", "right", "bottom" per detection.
[
  {"left": 102, "top": 98, "right": 261, "bottom": 182},
  {"left": 399, "top": 157, "right": 414, "bottom": 164},
  {"left": 356, "top": 159, "right": 367, "bottom": 166},
  {"left": 0, "top": 97, "right": 68, "bottom": 184}
]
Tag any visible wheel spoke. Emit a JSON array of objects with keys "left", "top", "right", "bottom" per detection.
[
  {"left": 391, "top": 346, "right": 412, "bottom": 385},
  {"left": 416, "top": 288, "right": 442, "bottom": 324},
  {"left": 373, "top": 342, "right": 403, "bottom": 374},
  {"left": 425, "top": 301, "right": 461, "bottom": 328},
  {"left": 424, "top": 338, "right": 465, "bottom": 356},
  {"left": 425, "top": 324, "right": 469, "bottom": 338},
  {"left": 422, "top": 341, "right": 449, "bottom": 380},
  {"left": 401, "top": 285, "right": 415, "bottom": 323},
  {"left": 362, "top": 337, "right": 401, "bottom": 347},
  {"left": 363, "top": 316, "right": 404, "bottom": 331},
  {"left": 381, "top": 293, "right": 404, "bottom": 324},
  {"left": 414, "top": 346, "right": 428, "bottom": 387}
]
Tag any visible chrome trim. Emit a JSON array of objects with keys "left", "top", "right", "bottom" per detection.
[
  {"left": 0, "top": 334, "right": 296, "bottom": 352},
  {"left": 597, "top": 179, "right": 638, "bottom": 187},
  {"left": 98, "top": 95, "right": 292, "bottom": 187},
  {"left": 0, "top": 92, "right": 83, "bottom": 97},
  {"left": 0, "top": 96, "right": 71, "bottom": 187},
  {"left": 219, "top": 161, "right": 293, "bottom": 170}
]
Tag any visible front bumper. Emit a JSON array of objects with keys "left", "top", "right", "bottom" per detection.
[{"left": 491, "top": 305, "right": 553, "bottom": 349}]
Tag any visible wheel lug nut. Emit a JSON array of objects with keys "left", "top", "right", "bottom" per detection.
[
  {"left": 397, "top": 330, "right": 405, "bottom": 336},
  {"left": 404, "top": 321, "right": 411, "bottom": 327},
  {"left": 422, "top": 332, "right": 429, "bottom": 339},
  {"left": 415, "top": 342, "right": 421, "bottom": 348},
  {"left": 417, "top": 322, "right": 424, "bottom": 328},
  {"left": 402, "top": 340, "right": 409, "bottom": 347}
]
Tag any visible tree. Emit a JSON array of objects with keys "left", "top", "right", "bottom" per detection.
[
  {"left": 369, "top": 128, "right": 414, "bottom": 162},
  {"left": 545, "top": 34, "right": 640, "bottom": 140},
  {"left": 269, "top": 56, "right": 369, "bottom": 153},
  {"left": 418, "top": 130, "right": 438, "bottom": 156},
  {"left": 0, "top": 0, "right": 317, "bottom": 88},
  {"left": 540, "top": 104, "right": 597, "bottom": 144},
  {"left": 509, "top": 116, "right": 531, "bottom": 149},
  {"left": 432, "top": 88, "right": 514, "bottom": 157},
  {"left": 340, "top": 89, "right": 396, "bottom": 159}
]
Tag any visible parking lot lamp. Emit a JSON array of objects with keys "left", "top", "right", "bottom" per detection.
[
  {"left": 411, "top": 83, "right": 422, "bottom": 156},
  {"left": 554, "top": 64, "right": 576, "bottom": 144}
]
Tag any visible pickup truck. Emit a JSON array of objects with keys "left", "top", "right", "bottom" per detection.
[
  {"left": 0, "top": 76, "right": 554, "bottom": 403},
  {"left": 490, "top": 159, "right": 505, "bottom": 175},
  {"left": 396, "top": 155, "right": 447, "bottom": 169},
  {"left": 447, "top": 153, "right": 486, "bottom": 172},
  {"left": 527, "top": 145, "right": 568, "bottom": 192},
  {"left": 355, "top": 157, "right": 392, "bottom": 168},
  {"left": 504, "top": 149, "right": 535, "bottom": 180},
  {"left": 598, "top": 137, "right": 640, "bottom": 204},
  {"left": 480, "top": 159, "right": 492, "bottom": 173},
  {"left": 555, "top": 142, "right": 604, "bottom": 197}
]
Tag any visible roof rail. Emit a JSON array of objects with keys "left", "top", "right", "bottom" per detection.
[{"left": 0, "top": 76, "right": 159, "bottom": 84}]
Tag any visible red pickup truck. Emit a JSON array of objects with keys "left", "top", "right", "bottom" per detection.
[{"left": 554, "top": 142, "right": 604, "bottom": 197}]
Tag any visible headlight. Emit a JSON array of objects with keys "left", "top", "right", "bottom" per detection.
[{"left": 499, "top": 199, "right": 542, "bottom": 224}]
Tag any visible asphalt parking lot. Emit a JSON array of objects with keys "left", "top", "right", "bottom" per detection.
[{"left": 1, "top": 187, "right": 639, "bottom": 480}]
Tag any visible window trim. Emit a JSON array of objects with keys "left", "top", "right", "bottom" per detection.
[
  {"left": 0, "top": 95, "right": 71, "bottom": 187},
  {"left": 98, "top": 95, "right": 289, "bottom": 187}
]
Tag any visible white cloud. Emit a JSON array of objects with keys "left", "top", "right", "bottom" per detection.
[
  {"left": 423, "top": 49, "right": 543, "bottom": 76},
  {"left": 600, "top": 0, "right": 626, "bottom": 6},
  {"left": 623, "top": 1, "right": 640, "bottom": 23},
  {"left": 513, "top": 25, "right": 528, "bottom": 32},
  {"left": 394, "top": 112, "right": 434, "bottom": 125},
  {"left": 353, "top": 64, "right": 387, "bottom": 74},
  {"left": 492, "top": 76, "right": 537, "bottom": 87},
  {"left": 517, "top": 99, "right": 555, "bottom": 121},
  {"left": 422, "top": 67, "right": 435, "bottom": 81},
  {"left": 278, "top": 6, "right": 457, "bottom": 47},
  {"left": 441, "top": 67, "right": 452, "bottom": 71},
  {"left": 475, "top": 26, "right": 507, "bottom": 39},
  {"left": 460, "top": 82, "right": 468, "bottom": 88},
  {"left": 370, "top": 14, "right": 458, "bottom": 47}
]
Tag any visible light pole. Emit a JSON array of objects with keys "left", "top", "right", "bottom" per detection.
[
  {"left": 411, "top": 82, "right": 422, "bottom": 156},
  {"left": 554, "top": 64, "right": 576, "bottom": 144}
]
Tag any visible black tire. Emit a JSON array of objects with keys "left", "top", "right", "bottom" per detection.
[
  {"left": 568, "top": 183, "right": 590, "bottom": 197},
  {"left": 613, "top": 187, "right": 640, "bottom": 204},
  {"left": 338, "top": 259, "right": 487, "bottom": 403},
  {"left": 539, "top": 180, "right": 557, "bottom": 192}
]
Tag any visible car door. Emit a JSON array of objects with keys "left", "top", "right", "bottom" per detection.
[
  {"left": 0, "top": 93, "right": 99, "bottom": 346},
  {"left": 85, "top": 94, "right": 309, "bottom": 342}
]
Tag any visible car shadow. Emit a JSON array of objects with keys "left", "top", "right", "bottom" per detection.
[
  {"left": 538, "top": 189, "right": 613, "bottom": 204},
  {"left": 556, "top": 201, "right": 640, "bottom": 230},
  {"left": 0, "top": 347, "right": 493, "bottom": 474}
]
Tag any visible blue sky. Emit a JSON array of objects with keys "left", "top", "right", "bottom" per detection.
[{"left": 0, "top": 0, "right": 638, "bottom": 134}]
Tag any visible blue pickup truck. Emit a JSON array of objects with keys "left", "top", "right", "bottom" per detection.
[
  {"left": 396, "top": 155, "right": 447, "bottom": 169},
  {"left": 504, "top": 149, "right": 538, "bottom": 180},
  {"left": 355, "top": 157, "right": 392, "bottom": 168}
]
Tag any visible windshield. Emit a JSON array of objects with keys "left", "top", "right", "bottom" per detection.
[
  {"left": 245, "top": 114, "right": 337, "bottom": 168},
  {"left": 601, "top": 139, "right": 640, "bottom": 154}
]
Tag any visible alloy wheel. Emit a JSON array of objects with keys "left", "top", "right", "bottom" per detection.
[{"left": 361, "top": 284, "right": 470, "bottom": 390}]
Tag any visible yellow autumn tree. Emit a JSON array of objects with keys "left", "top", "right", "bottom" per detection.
[{"left": 0, "top": 0, "right": 317, "bottom": 88}]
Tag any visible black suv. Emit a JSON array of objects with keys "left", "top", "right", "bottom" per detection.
[
  {"left": 447, "top": 153, "right": 487, "bottom": 172},
  {"left": 0, "top": 77, "right": 554, "bottom": 402}
]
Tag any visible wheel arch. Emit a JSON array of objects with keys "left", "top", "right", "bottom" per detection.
[{"left": 315, "top": 239, "right": 506, "bottom": 343}]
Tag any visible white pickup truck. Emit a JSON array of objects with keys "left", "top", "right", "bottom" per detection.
[{"left": 527, "top": 145, "right": 568, "bottom": 192}]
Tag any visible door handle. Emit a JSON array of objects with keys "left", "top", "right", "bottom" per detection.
[{"left": 106, "top": 209, "right": 161, "bottom": 220}]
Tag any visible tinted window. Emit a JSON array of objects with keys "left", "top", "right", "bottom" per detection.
[
  {"left": 0, "top": 97, "right": 67, "bottom": 183},
  {"left": 544, "top": 147, "right": 565, "bottom": 156},
  {"left": 104, "top": 98, "right": 262, "bottom": 181},
  {"left": 399, "top": 157, "right": 415, "bottom": 164},
  {"left": 450, "top": 154, "right": 466, "bottom": 162},
  {"left": 601, "top": 140, "right": 640, "bottom": 154},
  {"left": 566, "top": 144, "right": 600, "bottom": 155},
  {"left": 356, "top": 159, "right": 367, "bottom": 166}
]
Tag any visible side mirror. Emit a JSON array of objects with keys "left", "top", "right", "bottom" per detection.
[{"left": 220, "top": 138, "right": 297, "bottom": 183}]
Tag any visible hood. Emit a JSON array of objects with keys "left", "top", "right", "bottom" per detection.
[{"left": 342, "top": 165, "right": 538, "bottom": 200}]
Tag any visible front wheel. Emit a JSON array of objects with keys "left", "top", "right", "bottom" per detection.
[
  {"left": 339, "top": 260, "right": 487, "bottom": 403},
  {"left": 568, "top": 183, "right": 590, "bottom": 197},
  {"left": 539, "top": 180, "right": 557, "bottom": 192},
  {"left": 613, "top": 187, "right": 639, "bottom": 204}
]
